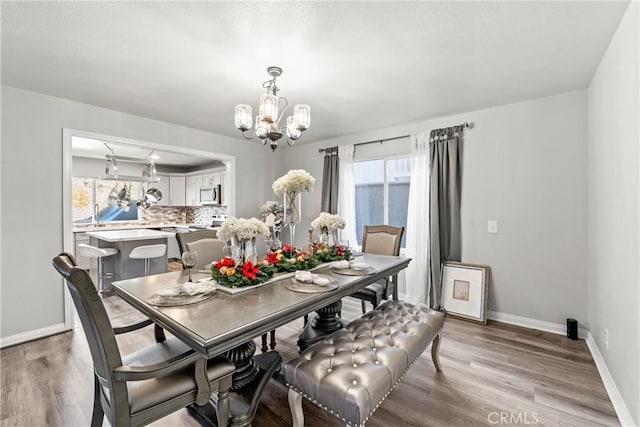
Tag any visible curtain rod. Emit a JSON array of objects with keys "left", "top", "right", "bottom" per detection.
[
  {"left": 318, "top": 135, "right": 409, "bottom": 153},
  {"left": 318, "top": 122, "right": 471, "bottom": 153}
]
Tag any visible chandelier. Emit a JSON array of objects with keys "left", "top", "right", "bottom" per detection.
[{"left": 234, "top": 66, "right": 310, "bottom": 151}]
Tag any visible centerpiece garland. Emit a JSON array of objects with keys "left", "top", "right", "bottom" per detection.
[
  {"left": 211, "top": 258, "right": 277, "bottom": 288},
  {"left": 211, "top": 212, "right": 351, "bottom": 289},
  {"left": 313, "top": 242, "right": 352, "bottom": 262},
  {"left": 267, "top": 245, "right": 320, "bottom": 272}
]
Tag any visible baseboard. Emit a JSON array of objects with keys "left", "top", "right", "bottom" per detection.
[
  {"left": 487, "top": 310, "right": 587, "bottom": 339},
  {"left": 585, "top": 332, "right": 636, "bottom": 426},
  {"left": 0, "top": 322, "right": 71, "bottom": 349}
]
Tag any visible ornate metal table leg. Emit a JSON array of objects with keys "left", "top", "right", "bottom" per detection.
[
  {"left": 188, "top": 341, "right": 282, "bottom": 427},
  {"left": 297, "top": 300, "right": 343, "bottom": 352},
  {"left": 224, "top": 341, "right": 260, "bottom": 390}
]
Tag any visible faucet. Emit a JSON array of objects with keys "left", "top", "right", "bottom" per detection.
[{"left": 94, "top": 203, "right": 101, "bottom": 227}]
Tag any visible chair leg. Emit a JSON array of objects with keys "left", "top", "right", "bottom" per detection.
[
  {"left": 96, "top": 258, "right": 103, "bottom": 293},
  {"left": 303, "top": 314, "right": 309, "bottom": 325},
  {"left": 270, "top": 329, "right": 276, "bottom": 350},
  {"left": 90, "top": 376, "right": 104, "bottom": 427},
  {"left": 261, "top": 334, "right": 268, "bottom": 353},
  {"left": 288, "top": 389, "right": 304, "bottom": 427},
  {"left": 154, "top": 324, "right": 166, "bottom": 343},
  {"left": 216, "top": 389, "right": 230, "bottom": 427},
  {"left": 361, "top": 299, "right": 367, "bottom": 314},
  {"left": 431, "top": 334, "right": 442, "bottom": 372},
  {"left": 392, "top": 274, "right": 399, "bottom": 300}
]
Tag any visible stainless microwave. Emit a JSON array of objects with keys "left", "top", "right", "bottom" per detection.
[{"left": 200, "top": 184, "right": 222, "bottom": 205}]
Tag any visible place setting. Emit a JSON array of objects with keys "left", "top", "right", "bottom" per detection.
[
  {"left": 286, "top": 270, "right": 338, "bottom": 293},
  {"left": 147, "top": 250, "right": 217, "bottom": 306},
  {"left": 331, "top": 259, "right": 376, "bottom": 276}
]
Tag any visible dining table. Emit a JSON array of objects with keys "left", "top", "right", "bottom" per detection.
[{"left": 111, "top": 253, "right": 411, "bottom": 427}]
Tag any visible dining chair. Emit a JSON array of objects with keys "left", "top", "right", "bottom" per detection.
[
  {"left": 350, "top": 225, "right": 405, "bottom": 313},
  {"left": 52, "top": 253, "right": 235, "bottom": 427},
  {"left": 176, "top": 230, "right": 225, "bottom": 269}
]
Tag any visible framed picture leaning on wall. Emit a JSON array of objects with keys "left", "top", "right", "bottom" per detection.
[{"left": 440, "top": 262, "right": 490, "bottom": 324}]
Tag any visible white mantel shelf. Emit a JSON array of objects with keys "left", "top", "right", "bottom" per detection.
[{"left": 85, "top": 229, "right": 175, "bottom": 242}]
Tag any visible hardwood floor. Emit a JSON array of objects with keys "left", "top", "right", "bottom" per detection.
[{"left": 1, "top": 297, "right": 619, "bottom": 427}]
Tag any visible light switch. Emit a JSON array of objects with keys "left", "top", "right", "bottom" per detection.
[{"left": 488, "top": 220, "right": 498, "bottom": 234}]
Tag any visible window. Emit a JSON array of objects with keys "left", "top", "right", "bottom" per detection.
[
  {"left": 72, "top": 177, "right": 141, "bottom": 224},
  {"left": 354, "top": 157, "right": 411, "bottom": 247}
]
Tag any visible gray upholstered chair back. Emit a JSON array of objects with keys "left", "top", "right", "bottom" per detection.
[
  {"left": 52, "top": 253, "right": 126, "bottom": 416},
  {"left": 184, "top": 238, "right": 226, "bottom": 269},
  {"left": 176, "top": 230, "right": 218, "bottom": 253},
  {"left": 362, "top": 225, "right": 404, "bottom": 256}
]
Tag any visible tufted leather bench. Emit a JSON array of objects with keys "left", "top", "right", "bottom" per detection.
[{"left": 284, "top": 300, "right": 445, "bottom": 426}]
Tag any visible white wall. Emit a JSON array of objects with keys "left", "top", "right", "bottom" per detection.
[
  {"left": 279, "top": 90, "right": 588, "bottom": 327},
  {"left": 587, "top": 2, "right": 639, "bottom": 424},
  {"left": 0, "top": 85, "right": 276, "bottom": 342}
]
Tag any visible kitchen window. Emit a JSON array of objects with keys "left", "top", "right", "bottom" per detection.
[
  {"left": 353, "top": 157, "right": 411, "bottom": 247},
  {"left": 72, "top": 177, "right": 141, "bottom": 224}
]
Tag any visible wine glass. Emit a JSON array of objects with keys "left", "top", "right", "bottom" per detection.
[
  {"left": 182, "top": 251, "right": 198, "bottom": 282},
  {"left": 222, "top": 242, "right": 233, "bottom": 259}
]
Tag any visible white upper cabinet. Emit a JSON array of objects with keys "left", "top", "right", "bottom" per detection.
[
  {"left": 186, "top": 175, "right": 203, "bottom": 206},
  {"left": 153, "top": 175, "right": 171, "bottom": 206},
  {"left": 201, "top": 172, "right": 221, "bottom": 188},
  {"left": 170, "top": 176, "right": 186, "bottom": 206}
]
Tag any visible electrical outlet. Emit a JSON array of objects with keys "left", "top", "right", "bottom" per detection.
[
  {"left": 488, "top": 220, "right": 498, "bottom": 234},
  {"left": 604, "top": 329, "right": 609, "bottom": 351}
]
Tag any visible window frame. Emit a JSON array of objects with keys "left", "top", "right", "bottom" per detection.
[
  {"left": 353, "top": 153, "right": 411, "bottom": 248},
  {"left": 72, "top": 176, "right": 142, "bottom": 224}
]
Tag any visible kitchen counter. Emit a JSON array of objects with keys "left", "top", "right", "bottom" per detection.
[
  {"left": 86, "top": 229, "right": 176, "bottom": 290},
  {"left": 86, "top": 229, "right": 175, "bottom": 242},
  {"left": 74, "top": 223, "right": 195, "bottom": 233}
]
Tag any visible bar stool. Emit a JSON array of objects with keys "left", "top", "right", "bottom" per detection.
[
  {"left": 129, "top": 244, "right": 167, "bottom": 276},
  {"left": 77, "top": 243, "right": 119, "bottom": 293}
]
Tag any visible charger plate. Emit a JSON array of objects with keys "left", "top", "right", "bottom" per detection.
[
  {"left": 286, "top": 275, "right": 338, "bottom": 293},
  {"left": 332, "top": 266, "right": 376, "bottom": 276},
  {"left": 147, "top": 288, "right": 216, "bottom": 307}
]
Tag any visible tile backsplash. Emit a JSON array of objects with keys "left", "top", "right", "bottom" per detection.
[
  {"left": 140, "top": 206, "right": 189, "bottom": 223},
  {"left": 140, "top": 205, "right": 227, "bottom": 225}
]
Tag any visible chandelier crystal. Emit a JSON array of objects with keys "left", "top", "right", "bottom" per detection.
[{"left": 234, "top": 66, "right": 310, "bottom": 151}]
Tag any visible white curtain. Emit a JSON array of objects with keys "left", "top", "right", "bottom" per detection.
[
  {"left": 405, "top": 133, "right": 430, "bottom": 305},
  {"left": 337, "top": 145, "right": 358, "bottom": 247}
]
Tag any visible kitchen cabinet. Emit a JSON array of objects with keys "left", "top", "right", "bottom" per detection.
[
  {"left": 160, "top": 227, "right": 191, "bottom": 259},
  {"left": 153, "top": 174, "right": 171, "bottom": 206},
  {"left": 186, "top": 175, "right": 203, "bottom": 206},
  {"left": 201, "top": 172, "right": 221, "bottom": 187},
  {"left": 170, "top": 176, "right": 186, "bottom": 206}
]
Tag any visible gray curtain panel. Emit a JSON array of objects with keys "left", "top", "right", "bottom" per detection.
[
  {"left": 429, "top": 126, "right": 464, "bottom": 309},
  {"left": 321, "top": 147, "right": 339, "bottom": 214}
]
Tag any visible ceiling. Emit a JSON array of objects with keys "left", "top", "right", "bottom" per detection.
[
  {"left": 72, "top": 136, "right": 222, "bottom": 168},
  {"left": 1, "top": 1, "right": 629, "bottom": 144}
]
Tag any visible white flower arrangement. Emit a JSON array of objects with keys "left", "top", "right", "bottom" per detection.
[
  {"left": 311, "top": 212, "right": 346, "bottom": 231},
  {"left": 272, "top": 169, "right": 315, "bottom": 196},
  {"left": 217, "top": 217, "right": 269, "bottom": 242},
  {"left": 259, "top": 201, "right": 284, "bottom": 223}
]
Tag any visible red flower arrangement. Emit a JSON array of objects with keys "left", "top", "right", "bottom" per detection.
[{"left": 211, "top": 257, "right": 276, "bottom": 288}]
